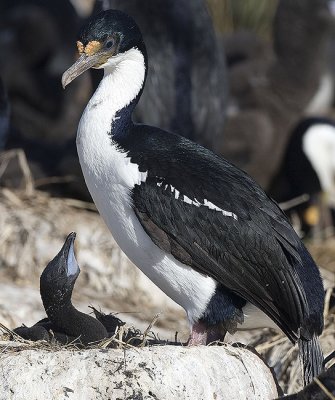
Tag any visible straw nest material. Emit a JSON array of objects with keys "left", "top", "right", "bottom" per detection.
[{"left": 0, "top": 187, "right": 334, "bottom": 395}]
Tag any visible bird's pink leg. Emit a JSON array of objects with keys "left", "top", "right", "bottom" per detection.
[
  {"left": 188, "top": 321, "right": 226, "bottom": 346},
  {"left": 188, "top": 321, "right": 208, "bottom": 345}
]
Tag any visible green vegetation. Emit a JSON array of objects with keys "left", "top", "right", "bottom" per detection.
[{"left": 207, "top": 0, "right": 278, "bottom": 38}]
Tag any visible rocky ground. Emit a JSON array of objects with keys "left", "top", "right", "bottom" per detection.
[
  {"left": 0, "top": 187, "right": 334, "bottom": 396},
  {"left": 0, "top": 344, "right": 279, "bottom": 400}
]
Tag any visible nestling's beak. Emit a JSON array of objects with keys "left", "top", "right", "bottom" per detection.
[
  {"left": 62, "top": 53, "right": 102, "bottom": 89},
  {"left": 65, "top": 232, "right": 80, "bottom": 278}
]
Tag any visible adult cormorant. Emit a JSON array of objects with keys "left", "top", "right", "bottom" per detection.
[{"left": 62, "top": 10, "right": 325, "bottom": 385}]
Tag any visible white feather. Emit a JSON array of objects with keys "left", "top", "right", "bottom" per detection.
[
  {"left": 302, "top": 124, "right": 335, "bottom": 206},
  {"left": 203, "top": 199, "right": 238, "bottom": 220}
]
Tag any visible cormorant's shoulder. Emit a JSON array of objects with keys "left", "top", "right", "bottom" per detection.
[
  {"left": 121, "top": 123, "right": 263, "bottom": 190},
  {"left": 128, "top": 125, "right": 284, "bottom": 213}
]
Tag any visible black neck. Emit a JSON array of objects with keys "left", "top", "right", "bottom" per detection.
[
  {"left": 41, "top": 282, "right": 108, "bottom": 343},
  {"left": 42, "top": 287, "right": 79, "bottom": 330},
  {"left": 111, "top": 98, "right": 136, "bottom": 141}
]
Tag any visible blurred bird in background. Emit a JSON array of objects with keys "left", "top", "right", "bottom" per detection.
[
  {"left": 270, "top": 117, "right": 335, "bottom": 238},
  {"left": 0, "top": 0, "right": 90, "bottom": 197},
  {"left": 221, "top": 0, "right": 334, "bottom": 189},
  {"left": 0, "top": 0, "right": 335, "bottom": 235}
]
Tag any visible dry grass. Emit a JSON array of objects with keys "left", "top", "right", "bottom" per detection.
[
  {"left": 252, "top": 312, "right": 335, "bottom": 394},
  {"left": 0, "top": 312, "right": 174, "bottom": 355},
  {"left": 309, "top": 239, "right": 335, "bottom": 274},
  {"left": 207, "top": 0, "right": 278, "bottom": 37},
  {"left": 314, "top": 377, "right": 335, "bottom": 400}
]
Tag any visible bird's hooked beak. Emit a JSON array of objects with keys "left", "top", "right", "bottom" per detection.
[
  {"left": 62, "top": 53, "right": 102, "bottom": 89},
  {"left": 62, "top": 38, "right": 119, "bottom": 88},
  {"left": 40, "top": 232, "right": 80, "bottom": 289}
]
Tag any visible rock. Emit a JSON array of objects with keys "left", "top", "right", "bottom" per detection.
[
  {"left": 0, "top": 283, "right": 44, "bottom": 328},
  {"left": 0, "top": 344, "right": 279, "bottom": 399}
]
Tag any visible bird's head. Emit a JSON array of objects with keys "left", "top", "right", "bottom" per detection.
[
  {"left": 40, "top": 232, "right": 80, "bottom": 296},
  {"left": 62, "top": 10, "right": 144, "bottom": 88}
]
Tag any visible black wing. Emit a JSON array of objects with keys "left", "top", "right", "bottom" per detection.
[{"left": 119, "top": 126, "right": 324, "bottom": 340}]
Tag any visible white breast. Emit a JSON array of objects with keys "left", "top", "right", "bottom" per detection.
[{"left": 76, "top": 48, "right": 216, "bottom": 325}]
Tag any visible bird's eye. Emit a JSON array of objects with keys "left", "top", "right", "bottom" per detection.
[{"left": 106, "top": 39, "right": 114, "bottom": 49}]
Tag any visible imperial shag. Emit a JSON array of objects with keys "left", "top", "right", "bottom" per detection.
[
  {"left": 14, "top": 233, "right": 108, "bottom": 345},
  {"left": 270, "top": 116, "right": 335, "bottom": 236},
  {"left": 62, "top": 10, "right": 325, "bottom": 385}
]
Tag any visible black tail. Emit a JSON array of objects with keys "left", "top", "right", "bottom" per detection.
[{"left": 298, "top": 336, "right": 323, "bottom": 386}]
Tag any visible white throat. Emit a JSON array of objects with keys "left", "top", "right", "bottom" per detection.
[
  {"left": 78, "top": 47, "right": 145, "bottom": 144},
  {"left": 76, "top": 47, "right": 146, "bottom": 184},
  {"left": 96, "top": 47, "right": 146, "bottom": 117}
]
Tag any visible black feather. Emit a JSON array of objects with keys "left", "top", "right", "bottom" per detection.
[{"left": 115, "top": 125, "right": 324, "bottom": 341}]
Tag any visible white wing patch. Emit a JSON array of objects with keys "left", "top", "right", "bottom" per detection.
[
  {"left": 203, "top": 199, "right": 238, "bottom": 219},
  {"left": 183, "top": 194, "right": 194, "bottom": 205},
  {"left": 156, "top": 182, "right": 238, "bottom": 220},
  {"left": 139, "top": 171, "right": 148, "bottom": 183},
  {"left": 170, "top": 185, "right": 180, "bottom": 200}
]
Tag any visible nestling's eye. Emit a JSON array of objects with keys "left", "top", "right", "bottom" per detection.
[{"left": 105, "top": 39, "right": 114, "bottom": 49}]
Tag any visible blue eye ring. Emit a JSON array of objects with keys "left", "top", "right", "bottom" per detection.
[{"left": 105, "top": 39, "right": 114, "bottom": 49}]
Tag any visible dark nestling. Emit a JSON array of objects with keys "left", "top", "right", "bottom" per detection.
[{"left": 14, "top": 233, "right": 108, "bottom": 346}]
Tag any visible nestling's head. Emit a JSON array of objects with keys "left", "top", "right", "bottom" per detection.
[
  {"left": 62, "top": 10, "right": 145, "bottom": 88},
  {"left": 40, "top": 232, "right": 80, "bottom": 295}
]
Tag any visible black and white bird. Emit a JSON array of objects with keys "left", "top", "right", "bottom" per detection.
[
  {"left": 62, "top": 10, "right": 325, "bottom": 385},
  {"left": 270, "top": 116, "right": 335, "bottom": 236}
]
